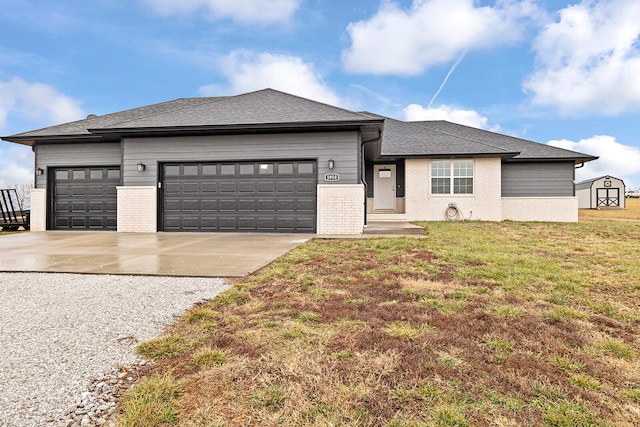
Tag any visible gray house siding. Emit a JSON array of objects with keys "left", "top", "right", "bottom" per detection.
[
  {"left": 502, "top": 162, "right": 575, "bottom": 197},
  {"left": 122, "top": 131, "right": 360, "bottom": 186},
  {"left": 35, "top": 142, "right": 122, "bottom": 188}
]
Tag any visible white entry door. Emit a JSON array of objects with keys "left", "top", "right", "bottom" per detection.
[{"left": 373, "top": 164, "right": 396, "bottom": 210}]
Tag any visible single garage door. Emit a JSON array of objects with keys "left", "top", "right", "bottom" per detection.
[
  {"left": 162, "top": 160, "right": 316, "bottom": 232},
  {"left": 51, "top": 167, "right": 120, "bottom": 230}
]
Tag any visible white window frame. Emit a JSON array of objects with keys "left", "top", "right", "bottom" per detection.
[{"left": 431, "top": 159, "right": 474, "bottom": 195}]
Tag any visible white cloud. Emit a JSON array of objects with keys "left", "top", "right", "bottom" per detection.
[
  {"left": 342, "top": 0, "right": 544, "bottom": 75},
  {"left": 0, "top": 144, "right": 33, "bottom": 187},
  {"left": 548, "top": 135, "right": 640, "bottom": 188},
  {"left": 143, "top": 0, "right": 300, "bottom": 24},
  {"left": 524, "top": 0, "right": 640, "bottom": 115},
  {"left": 403, "top": 104, "right": 498, "bottom": 130},
  {"left": 199, "top": 51, "right": 344, "bottom": 106},
  {"left": 0, "top": 77, "right": 84, "bottom": 129}
]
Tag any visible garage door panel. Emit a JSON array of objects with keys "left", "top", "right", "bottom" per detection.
[
  {"left": 296, "top": 217, "right": 315, "bottom": 231},
  {"left": 238, "top": 199, "right": 257, "bottom": 211},
  {"left": 297, "top": 198, "right": 316, "bottom": 212},
  {"left": 219, "top": 199, "right": 237, "bottom": 211},
  {"left": 238, "top": 182, "right": 256, "bottom": 193},
  {"left": 257, "top": 182, "right": 275, "bottom": 192},
  {"left": 165, "top": 183, "right": 182, "bottom": 194},
  {"left": 162, "top": 161, "right": 316, "bottom": 232},
  {"left": 220, "top": 182, "right": 237, "bottom": 193},
  {"left": 277, "top": 199, "right": 295, "bottom": 211},
  {"left": 165, "top": 200, "right": 181, "bottom": 211},
  {"left": 258, "top": 199, "right": 276, "bottom": 211},
  {"left": 296, "top": 182, "right": 316, "bottom": 193},
  {"left": 257, "top": 217, "right": 276, "bottom": 230},
  {"left": 183, "top": 183, "right": 199, "bottom": 193},
  {"left": 201, "top": 200, "right": 218, "bottom": 211},
  {"left": 182, "top": 200, "right": 200, "bottom": 211},
  {"left": 277, "top": 182, "right": 295, "bottom": 193},
  {"left": 238, "top": 217, "right": 257, "bottom": 229},
  {"left": 52, "top": 167, "right": 119, "bottom": 230},
  {"left": 201, "top": 182, "right": 218, "bottom": 193}
]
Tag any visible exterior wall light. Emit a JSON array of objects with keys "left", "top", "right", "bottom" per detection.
[
  {"left": 328, "top": 159, "right": 335, "bottom": 170},
  {"left": 35, "top": 167, "right": 44, "bottom": 176},
  {"left": 137, "top": 162, "right": 146, "bottom": 172}
]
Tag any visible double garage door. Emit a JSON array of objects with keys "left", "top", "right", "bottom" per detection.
[{"left": 161, "top": 160, "right": 317, "bottom": 232}]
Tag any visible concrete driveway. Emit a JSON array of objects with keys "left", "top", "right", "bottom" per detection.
[{"left": 0, "top": 231, "right": 311, "bottom": 277}]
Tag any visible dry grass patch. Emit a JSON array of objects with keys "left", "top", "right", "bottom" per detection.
[{"left": 117, "top": 206, "right": 640, "bottom": 426}]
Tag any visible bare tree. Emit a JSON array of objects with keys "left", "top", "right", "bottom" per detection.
[{"left": 5, "top": 183, "right": 33, "bottom": 211}]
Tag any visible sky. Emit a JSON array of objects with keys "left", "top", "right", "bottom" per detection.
[{"left": 1, "top": 0, "right": 639, "bottom": 190}]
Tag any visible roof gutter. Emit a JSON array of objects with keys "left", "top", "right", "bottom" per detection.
[{"left": 87, "top": 119, "right": 385, "bottom": 136}]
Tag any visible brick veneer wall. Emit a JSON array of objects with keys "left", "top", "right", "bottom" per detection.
[
  {"left": 502, "top": 197, "right": 579, "bottom": 222},
  {"left": 29, "top": 188, "right": 46, "bottom": 231},
  {"left": 116, "top": 186, "right": 157, "bottom": 232},
  {"left": 317, "top": 184, "right": 364, "bottom": 234},
  {"left": 405, "top": 158, "right": 502, "bottom": 221}
]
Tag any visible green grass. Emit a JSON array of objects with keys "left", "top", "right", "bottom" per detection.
[
  {"left": 119, "top": 375, "right": 181, "bottom": 427},
  {"left": 136, "top": 335, "right": 186, "bottom": 360},
  {"left": 119, "top": 213, "right": 640, "bottom": 426}
]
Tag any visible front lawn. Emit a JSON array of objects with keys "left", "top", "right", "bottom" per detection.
[{"left": 117, "top": 213, "right": 640, "bottom": 426}]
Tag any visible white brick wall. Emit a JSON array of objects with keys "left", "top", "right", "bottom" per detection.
[
  {"left": 317, "top": 184, "right": 364, "bottom": 234},
  {"left": 116, "top": 186, "right": 157, "bottom": 232},
  {"left": 405, "top": 158, "right": 502, "bottom": 221},
  {"left": 502, "top": 197, "right": 579, "bottom": 222},
  {"left": 29, "top": 188, "right": 47, "bottom": 231}
]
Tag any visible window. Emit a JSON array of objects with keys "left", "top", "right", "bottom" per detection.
[{"left": 431, "top": 160, "right": 473, "bottom": 195}]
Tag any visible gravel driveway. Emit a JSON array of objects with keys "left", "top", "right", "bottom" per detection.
[{"left": 0, "top": 272, "right": 228, "bottom": 427}]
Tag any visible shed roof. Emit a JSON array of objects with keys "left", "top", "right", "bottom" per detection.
[{"left": 575, "top": 175, "right": 625, "bottom": 190}]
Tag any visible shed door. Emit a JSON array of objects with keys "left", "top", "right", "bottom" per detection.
[
  {"left": 51, "top": 167, "right": 120, "bottom": 230},
  {"left": 597, "top": 188, "right": 620, "bottom": 207},
  {"left": 161, "top": 161, "right": 316, "bottom": 232}
]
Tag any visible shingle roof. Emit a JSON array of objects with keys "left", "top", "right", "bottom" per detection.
[
  {"left": 6, "top": 97, "right": 219, "bottom": 139},
  {"left": 4, "top": 89, "right": 378, "bottom": 143},
  {"left": 93, "top": 89, "right": 376, "bottom": 132},
  {"left": 1, "top": 88, "right": 598, "bottom": 164},
  {"left": 360, "top": 113, "right": 519, "bottom": 158},
  {"left": 410, "top": 121, "right": 597, "bottom": 162}
]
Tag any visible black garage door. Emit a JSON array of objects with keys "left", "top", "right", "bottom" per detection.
[
  {"left": 51, "top": 167, "right": 120, "bottom": 230},
  {"left": 161, "top": 161, "right": 316, "bottom": 232}
]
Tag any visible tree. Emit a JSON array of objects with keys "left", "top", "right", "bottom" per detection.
[{"left": 5, "top": 183, "right": 33, "bottom": 211}]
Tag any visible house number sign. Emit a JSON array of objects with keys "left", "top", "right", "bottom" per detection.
[{"left": 324, "top": 173, "right": 340, "bottom": 181}]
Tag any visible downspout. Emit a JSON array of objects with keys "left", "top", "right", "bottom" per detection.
[
  {"left": 575, "top": 162, "right": 584, "bottom": 198},
  {"left": 361, "top": 131, "right": 382, "bottom": 226}
]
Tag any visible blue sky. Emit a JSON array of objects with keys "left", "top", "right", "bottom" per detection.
[{"left": 1, "top": 0, "right": 639, "bottom": 189}]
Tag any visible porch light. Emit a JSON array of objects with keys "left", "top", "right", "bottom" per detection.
[
  {"left": 137, "top": 162, "right": 146, "bottom": 172},
  {"left": 35, "top": 167, "right": 44, "bottom": 176},
  {"left": 328, "top": 159, "right": 335, "bottom": 170}
]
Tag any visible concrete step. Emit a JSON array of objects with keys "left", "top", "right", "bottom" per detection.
[{"left": 363, "top": 221, "right": 425, "bottom": 235}]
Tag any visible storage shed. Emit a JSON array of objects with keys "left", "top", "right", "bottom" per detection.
[{"left": 576, "top": 175, "right": 626, "bottom": 209}]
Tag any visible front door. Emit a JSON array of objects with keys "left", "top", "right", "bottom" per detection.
[{"left": 373, "top": 164, "right": 396, "bottom": 210}]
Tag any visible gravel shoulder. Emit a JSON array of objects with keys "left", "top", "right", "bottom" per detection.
[{"left": 0, "top": 272, "right": 228, "bottom": 427}]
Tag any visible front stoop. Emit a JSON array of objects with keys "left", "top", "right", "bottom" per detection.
[{"left": 363, "top": 221, "right": 425, "bottom": 236}]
